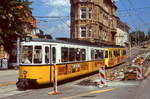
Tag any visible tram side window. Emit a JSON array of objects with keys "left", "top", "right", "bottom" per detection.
[
  {"left": 52, "top": 47, "right": 56, "bottom": 63},
  {"left": 21, "top": 46, "right": 33, "bottom": 64},
  {"left": 114, "top": 50, "right": 117, "bottom": 57},
  {"left": 69, "top": 48, "right": 76, "bottom": 62},
  {"left": 61, "top": 47, "right": 69, "bottom": 62},
  {"left": 81, "top": 49, "right": 86, "bottom": 61},
  {"left": 91, "top": 50, "right": 95, "bottom": 60},
  {"left": 76, "top": 48, "right": 81, "bottom": 61},
  {"left": 115, "top": 50, "right": 119, "bottom": 57},
  {"left": 123, "top": 50, "right": 126, "bottom": 55},
  {"left": 98, "top": 50, "right": 104, "bottom": 59},
  {"left": 34, "top": 46, "right": 42, "bottom": 64},
  {"left": 109, "top": 51, "right": 112, "bottom": 58},
  {"left": 95, "top": 50, "right": 104, "bottom": 60},
  {"left": 105, "top": 51, "right": 108, "bottom": 58},
  {"left": 45, "top": 47, "right": 50, "bottom": 64},
  {"left": 117, "top": 50, "right": 120, "bottom": 56},
  {"left": 95, "top": 50, "right": 99, "bottom": 59}
]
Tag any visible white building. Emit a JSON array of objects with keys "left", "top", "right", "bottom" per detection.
[{"left": 116, "top": 18, "right": 130, "bottom": 46}]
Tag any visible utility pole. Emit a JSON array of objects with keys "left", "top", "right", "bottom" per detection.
[{"left": 17, "top": 37, "right": 20, "bottom": 67}]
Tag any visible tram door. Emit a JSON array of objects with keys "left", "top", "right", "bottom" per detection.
[
  {"left": 50, "top": 45, "right": 56, "bottom": 82},
  {"left": 51, "top": 45, "right": 56, "bottom": 64},
  {"left": 44, "top": 45, "right": 51, "bottom": 64},
  {"left": 44, "top": 45, "right": 56, "bottom": 82},
  {"left": 44, "top": 45, "right": 56, "bottom": 64}
]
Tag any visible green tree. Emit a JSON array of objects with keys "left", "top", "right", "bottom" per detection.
[
  {"left": 0, "top": 0, "right": 32, "bottom": 52},
  {"left": 129, "top": 30, "right": 145, "bottom": 46}
]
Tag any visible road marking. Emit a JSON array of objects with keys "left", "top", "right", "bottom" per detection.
[
  {"left": 60, "top": 88, "right": 115, "bottom": 99},
  {"left": 0, "top": 82, "right": 16, "bottom": 87},
  {"left": 90, "top": 88, "right": 115, "bottom": 94}
]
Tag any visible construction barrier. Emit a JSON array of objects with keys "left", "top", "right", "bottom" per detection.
[
  {"left": 98, "top": 66, "right": 107, "bottom": 88},
  {"left": 134, "top": 57, "right": 144, "bottom": 80},
  {"left": 136, "top": 63, "right": 143, "bottom": 80},
  {"left": 48, "top": 65, "right": 62, "bottom": 95}
]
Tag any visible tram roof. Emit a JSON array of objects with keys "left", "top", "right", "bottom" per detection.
[{"left": 28, "top": 38, "right": 124, "bottom": 48}]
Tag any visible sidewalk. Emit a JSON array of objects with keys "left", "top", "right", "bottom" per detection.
[{"left": 0, "top": 70, "right": 18, "bottom": 84}]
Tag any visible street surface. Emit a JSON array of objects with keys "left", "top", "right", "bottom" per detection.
[{"left": 0, "top": 70, "right": 30, "bottom": 99}]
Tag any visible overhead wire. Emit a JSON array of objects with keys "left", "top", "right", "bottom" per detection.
[
  {"left": 35, "top": 16, "right": 70, "bottom": 18},
  {"left": 127, "top": 0, "right": 147, "bottom": 29},
  {"left": 34, "top": 0, "right": 149, "bottom": 34},
  {"left": 47, "top": 0, "right": 70, "bottom": 29},
  {"left": 118, "top": 0, "right": 137, "bottom": 31},
  {"left": 118, "top": 11, "right": 150, "bottom": 17},
  {"left": 118, "top": 6, "right": 150, "bottom": 12}
]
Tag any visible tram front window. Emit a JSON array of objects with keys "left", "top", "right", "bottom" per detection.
[
  {"left": 21, "top": 46, "right": 33, "bottom": 64},
  {"left": 34, "top": 46, "right": 42, "bottom": 64}
]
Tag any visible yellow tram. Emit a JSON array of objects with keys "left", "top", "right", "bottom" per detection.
[
  {"left": 16, "top": 38, "right": 126, "bottom": 90},
  {"left": 104, "top": 47, "right": 127, "bottom": 67}
]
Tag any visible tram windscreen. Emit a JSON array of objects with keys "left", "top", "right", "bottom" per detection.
[
  {"left": 21, "top": 46, "right": 33, "bottom": 64},
  {"left": 34, "top": 46, "right": 42, "bottom": 63}
]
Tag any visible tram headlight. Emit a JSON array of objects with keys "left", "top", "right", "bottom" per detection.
[{"left": 23, "top": 70, "right": 28, "bottom": 74}]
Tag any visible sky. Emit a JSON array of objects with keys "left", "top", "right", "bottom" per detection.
[{"left": 30, "top": 0, "right": 150, "bottom": 39}]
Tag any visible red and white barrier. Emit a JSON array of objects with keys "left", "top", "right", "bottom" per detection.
[
  {"left": 133, "top": 57, "right": 144, "bottom": 80},
  {"left": 136, "top": 64, "right": 143, "bottom": 80},
  {"left": 98, "top": 67, "right": 107, "bottom": 88}
]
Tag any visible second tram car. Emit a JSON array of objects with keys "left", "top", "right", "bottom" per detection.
[{"left": 16, "top": 38, "right": 126, "bottom": 89}]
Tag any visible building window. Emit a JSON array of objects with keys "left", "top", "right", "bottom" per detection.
[
  {"left": 80, "top": 26, "right": 92, "bottom": 38},
  {"left": 80, "top": 7, "right": 87, "bottom": 19},
  {"left": 80, "top": 26, "right": 87, "bottom": 37},
  {"left": 103, "top": 32, "right": 107, "bottom": 40},
  {"left": 103, "top": 14, "right": 108, "bottom": 20}
]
